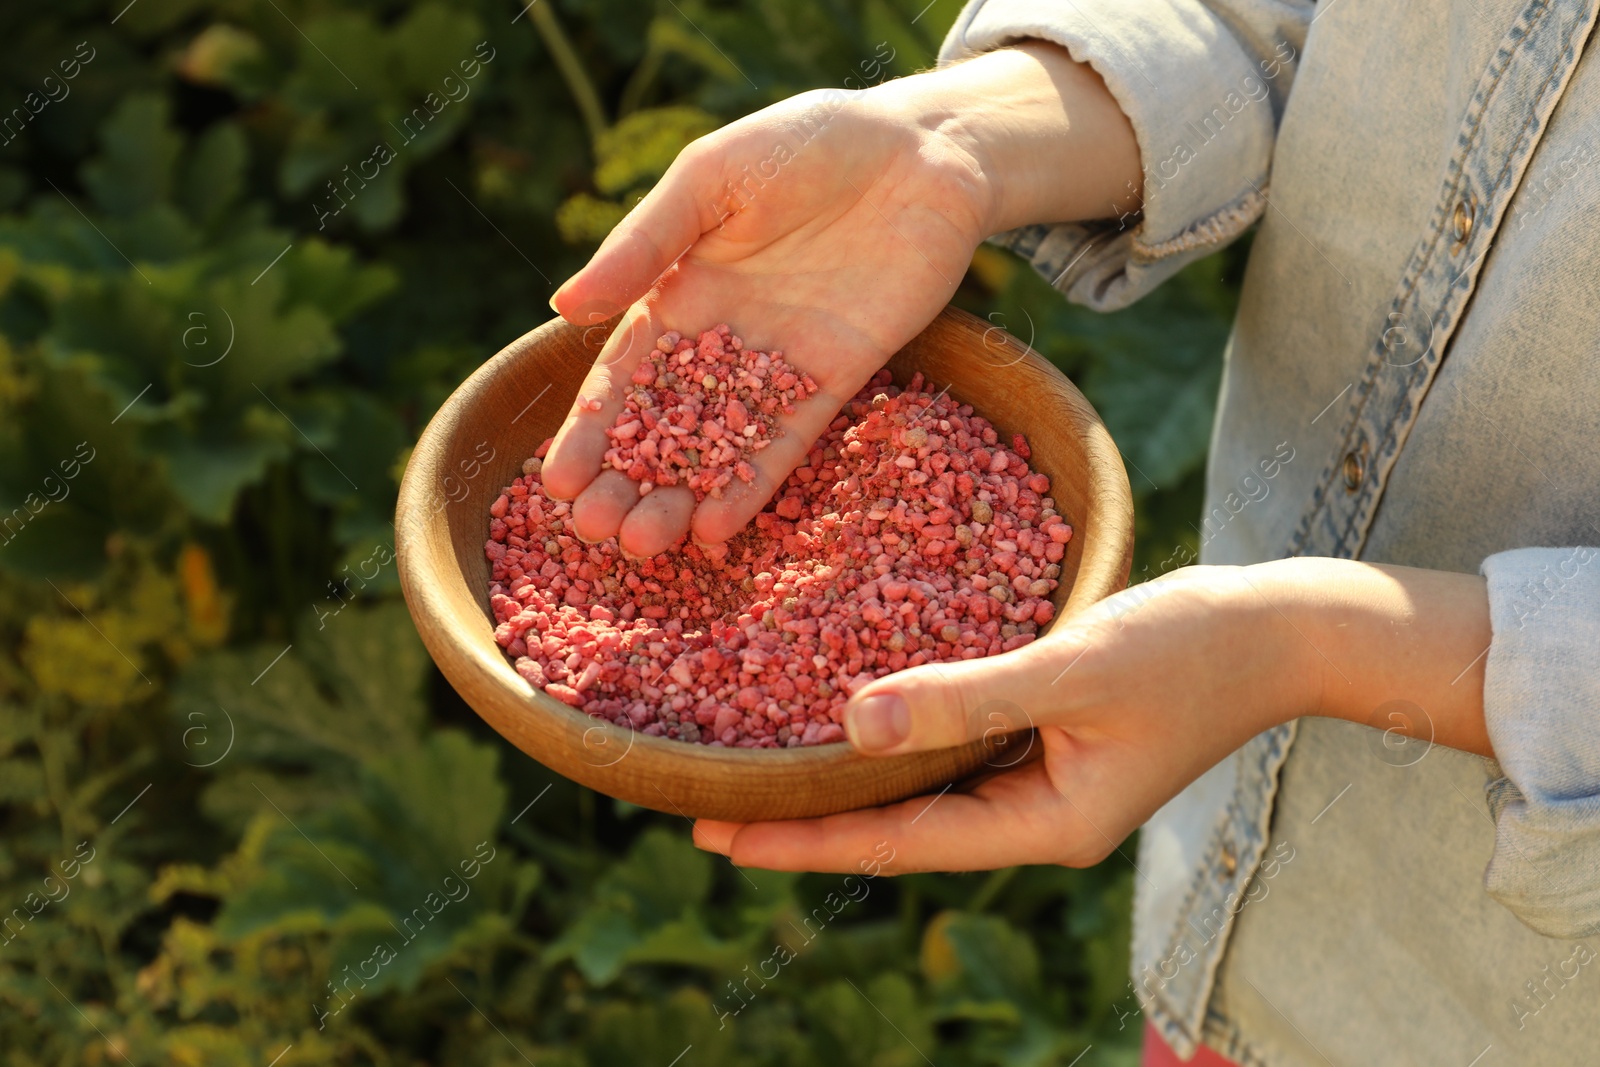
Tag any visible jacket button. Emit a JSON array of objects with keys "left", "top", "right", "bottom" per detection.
[
  {"left": 1342, "top": 449, "right": 1364, "bottom": 491},
  {"left": 1220, "top": 842, "right": 1238, "bottom": 876},
  {"left": 1452, "top": 197, "right": 1475, "bottom": 246}
]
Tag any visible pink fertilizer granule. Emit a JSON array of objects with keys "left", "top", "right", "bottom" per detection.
[
  {"left": 602, "top": 323, "right": 819, "bottom": 499},
  {"left": 486, "top": 362, "right": 1072, "bottom": 749}
]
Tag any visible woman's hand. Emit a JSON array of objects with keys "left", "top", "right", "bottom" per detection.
[
  {"left": 544, "top": 44, "right": 1142, "bottom": 556},
  {"left": 693, "top": 559, "right": 1495, "bottom": 874},
  {"left": 543, "top": 88, "right": 990, "bottom": 556}
]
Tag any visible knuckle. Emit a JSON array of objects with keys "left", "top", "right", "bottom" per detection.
[
  {"left": 916, "top": 666, "right": 986, "bottom": 745},
  {"left": 1047, "top": 822, "right": 1113, "bottom": 867},
  {"left": 675, "top": 136, "right": 723, "bottom": 182},
  {"left": 1058, "top": 842, "right": 1113, "bottom": 868},
  {"left": 955, "top": 684, "right": 989, "bottom": 742}
]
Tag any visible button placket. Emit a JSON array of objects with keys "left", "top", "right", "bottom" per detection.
[
  {"left": 1145, "top": 3, "right": 1600, "bottom": 1057},
  {"left": 1288, "top": 0, "right": 1596, "bottom": 564}
]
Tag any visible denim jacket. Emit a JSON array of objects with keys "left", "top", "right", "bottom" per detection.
[{"left": 943, "top": 0, "right": 1600, "bottom": 1062}]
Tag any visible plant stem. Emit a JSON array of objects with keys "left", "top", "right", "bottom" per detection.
[
  {"left": 527, "top": 2, "right": 609, "bottom": 146},
  {"left": 898, "top": 880, "right": 920, "bottom": 945},
  {"left": 617, "top": 37, "right": 664, "bottom": 117},
  {"left": 38, "top": 700, "right": 73, "bottom": 852},
  {"left": 966, "top": 866, "right": 1019, "bottom": 912}
]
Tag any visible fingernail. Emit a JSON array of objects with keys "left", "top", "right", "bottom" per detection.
[{"left": 849, "top": 693, "right": 910, "bottom": 753}]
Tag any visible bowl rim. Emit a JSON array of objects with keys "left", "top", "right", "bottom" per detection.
[{"left": 396, "top": 306, "right": 1133, "bottom": 779}]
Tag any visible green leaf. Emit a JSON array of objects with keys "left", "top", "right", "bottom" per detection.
[
  {"left": 921, "top": 910, "right": 1041, "bottom": 1006},
  {"left": 1082, "top": 337, "right": 1224, "bottom": 491},
  {"left": 555, "top": 192, "right": 630, "bottom": 245},
  {"left": 280, "top": 12, "right": 381, "bottom": 109},
  {"left": 205, "top": 268, "right": 343, "bottom": 397},
  {"left": 81, "top": 94, "right": 183, "bottom": 219},
  {"left": 545, "top": 828, "right": 753, "bottom": 984},
  {"left": 550, "top": 908, "right": 639, "bottom": 985},
  {"left": 363, "top": 731, "right": 507, "bottom": 862},
  {"left": 388, "top": 4, "right": 485, "bottom": 92},
  {"left": 178, "top": 24, "right": 276, "bottom": 101},
  {"left": 584, "top": 988, "right": 738, "bottom": 1067},
  {"left": 168, "top": 599, "right": 429, "bottom": 781},
  {"left": 593, "top": 106, "right": 719, "bottom": 196},
  {"left": 1074, "top": 258, "right": 1236, "bottom": 491},
  {"left": 344, "top": 163, "right": 408, "bottom": 231},
  {"left": 802, "top": 973, "right": 935, "bottom": 1067},
  {"left": 921, "top": 911, "right": 1081, "bottom": 1066},
  {"left": 280, "top": 238, "right": 398, "bottom": 326},
  {"left": 279, "top": 113, "right": 363, "bottom": 199},
  {"left": 0, "top": 757, "right": 45, "bottom": 804},
  {"left": 180, "top": 123, "right": 248, "bottom": 228},
  {"left": 157, "top": 434, "right": 288, "bottom": 524},
  {"left": 605, "top": 826, "right": 714, "bottom": 922},
  {"left": 215, "top": 731, "right": 519, "bottom": 994}
]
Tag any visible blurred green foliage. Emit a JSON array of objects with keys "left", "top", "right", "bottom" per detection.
[{"left": 0, "top": 0, "right": 1238, "bottom": 1063}]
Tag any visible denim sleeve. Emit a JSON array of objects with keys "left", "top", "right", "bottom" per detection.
[
  {"left": 938, "top": 0, "right": 1314, "bottom": 310},
  {"left": 1479, "top": 546, "right": 1600, "bottom": 939}
]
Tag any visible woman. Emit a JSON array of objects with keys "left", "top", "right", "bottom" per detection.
[{"left": 544, "top": 0, "right": 1600, "bottom": 1061}]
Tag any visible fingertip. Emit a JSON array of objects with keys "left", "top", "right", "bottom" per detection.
[
  {"left": 549, "top": 270, "right": 617, "bottom": 323},
  {"left": 571, "top": 471, "right": 642, "bottom": 544},
  {"left": 619, "top": 485, "right": 694, "bottom": 558},
  {"left": 541, "top": 473, "right": 580, "bottom": 503},
  {"left": 689, "top": 490, "right": 759, "bottom": 546},
  {"left": 541, "top": 420, "right": 604, "bottom": 501},
  {"left": 693, "top": 820, "right": 742, "bottom": 857},
  {"left": 554, "top": 211, "right": 686, "bottom": 326},
  {"left": 540, "top": 470, "right": 585, "bottom": 503},
  {"left": 688, "top": 509, "right": 732, "bottom": 548},
  {"left": 569, "top": 503, "right": 617, "bottom": 545}
]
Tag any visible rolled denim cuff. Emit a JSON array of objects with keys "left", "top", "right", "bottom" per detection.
[
  {"left": 1479, "top": 546, "right": 1600, "bottom": 939},
  {"left": 938, "top": 0, "right": 1308, "bottom": 309}
]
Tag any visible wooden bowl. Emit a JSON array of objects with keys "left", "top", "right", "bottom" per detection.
[{"left": 396, "top": 307, "right": 1132, "bottom": 821}]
